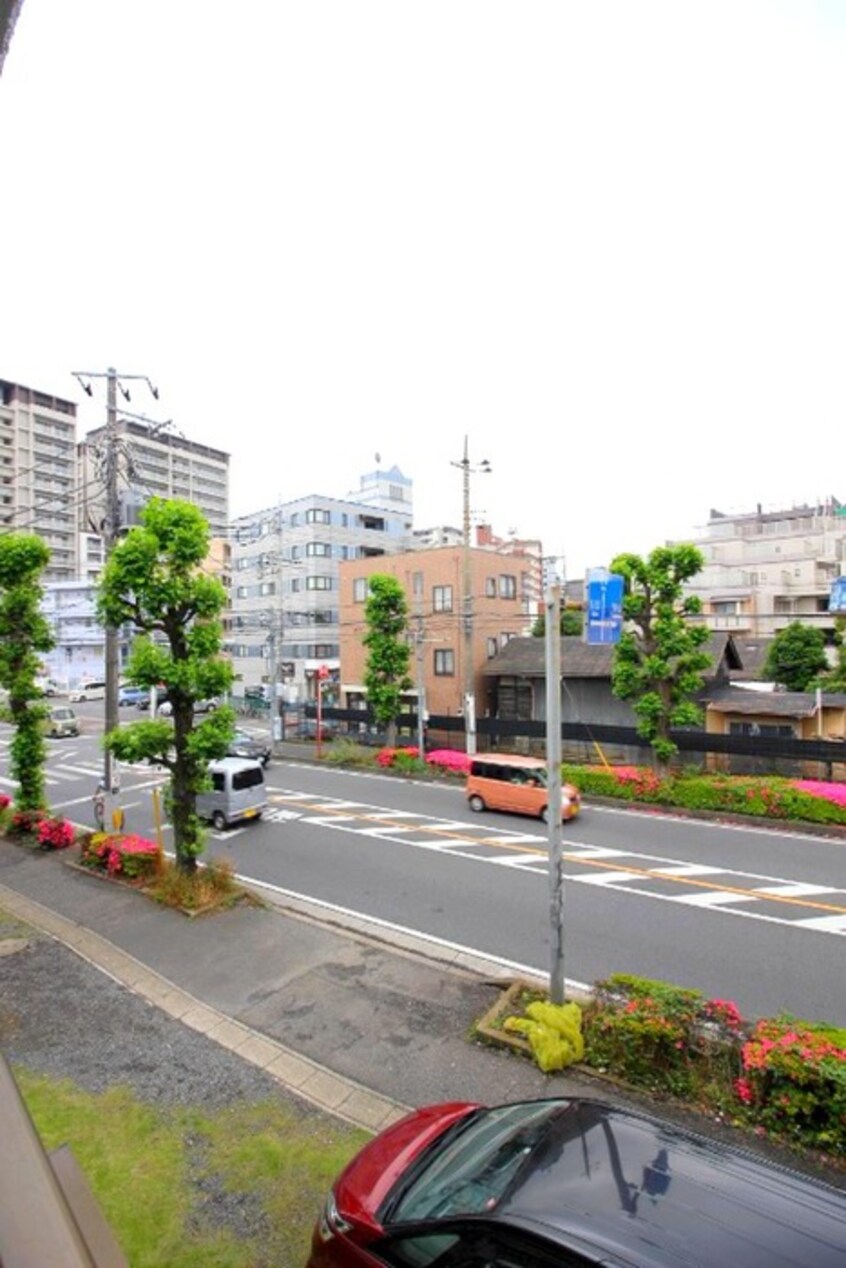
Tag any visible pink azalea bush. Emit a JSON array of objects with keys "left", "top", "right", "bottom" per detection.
[
  {"left": 81, "top": 832, "right": 162, "bottom": 880},
  {"left": 426, "top": 749, "right": 472, "bottom": 775},
  {"left": 36, "top": 816, "right": 76, "bottom": 850},
  {"left": 792, "top": 780, "right": 846, "bottom": 808}
]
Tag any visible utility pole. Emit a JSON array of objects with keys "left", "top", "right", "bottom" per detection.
[
  {"left": 451, "top": 437, "right": 491, "bottom": 755},
  {"left": 545, "top": 580, "right": 565, "bottom": 1004},
  {"left": 73, "top": 368, "right": 159, "bottom": 820}
]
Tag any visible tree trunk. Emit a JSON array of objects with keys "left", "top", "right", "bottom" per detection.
[{"left": 170, "top": 707, "right": 200, "bottom": 872}]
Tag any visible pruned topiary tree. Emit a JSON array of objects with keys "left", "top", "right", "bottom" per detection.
[
  {"left": 98, "top": 499, "right": 234, "bottom": 872},
  {"left": 0, "top": 534, "right": 54, "bottom": 812}
]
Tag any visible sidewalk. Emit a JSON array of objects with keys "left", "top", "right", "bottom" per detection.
[{"left": 0, "top": 835, "right": 594, "bottom": 1134}]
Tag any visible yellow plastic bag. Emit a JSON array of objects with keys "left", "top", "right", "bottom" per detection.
[{"left": 504, "top": 1000, "right": 584, "bottom": 1073}]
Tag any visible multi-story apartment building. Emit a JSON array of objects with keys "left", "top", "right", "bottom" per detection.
[
  {"left": 39, "top": 581, "right": 105, "bottom": 690},
  {"left": 78, "top": 418, "right": 230, "bottom": 538},
  {"left": 338, "top": 545, "right": 537, "bottom": 718},
  {"left": 0, "top": 378, "right": 78, "bottom": 582},
  {"left": 685, "top": 499, "right": 846, "bottom": 642},
  {"left": 229, "top": 481, "right": 414, "bottom": 700}
]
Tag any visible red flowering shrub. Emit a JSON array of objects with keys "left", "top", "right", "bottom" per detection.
[
  {"left": 9, "top": 809, "right": 43, "bottom": 837},
  {"left": 37, "top": 817, "right": 76, "bottom": 850},
  {"left": 0, "top": 793, "right": 10, "bottom": 811},
  {"left": 81, "top": 832, "right": 162, "bottom": 880},
  {"left": 736, "top": 1016, "right": 846, "bottom": 1151}
]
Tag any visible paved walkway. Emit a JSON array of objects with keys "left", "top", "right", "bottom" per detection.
[{"left": 0, "top": 836, "right": 594, "bottom": 1134}]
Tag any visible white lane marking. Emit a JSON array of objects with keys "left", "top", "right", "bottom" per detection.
[
  {"left": 53, "top": 764, "right": 106, "bottom": 777},
  {"left": 650, "top": 864, "right": 725, "bottom": 877},
  {"left": 675, "top": 891, "right": 760, "bottom": 908},
  {"left": 571, "top": 870, "right": 645, "bottom": 888},
  {"left": 755, "top": 883, "right": 841, "bottom": 897},
  {"left": 794, "top": 914, "right": 846, "bottom": 932}
]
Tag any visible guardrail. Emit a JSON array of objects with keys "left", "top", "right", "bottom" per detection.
[{"left": 0, "top": 1050, "right": 127, "bottom": 1267}]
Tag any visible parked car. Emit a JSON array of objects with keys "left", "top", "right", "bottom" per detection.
[
  {"left": 42, "top": 706, "right": 79, "bottom": 739},
  {"left": 157, "top": 697, "right": 219, "bottom": 717},
  {"left": 69, "top": 680, "right": 106, "bottom": 703},
  {"left": 308, "top": 1097, "right": 846, "bottom": 1268},
  {"left": 226, "top": 728, "right": 271, "bottom": 766},
  {"left": 118, "top": 685, "right": 146, "bottom": 707},
  {"left": 35, "top": 677, "right": 59, "bottom": 697},
  {"left": 135, "top": 688, "right": 168, "bottom": 711}
]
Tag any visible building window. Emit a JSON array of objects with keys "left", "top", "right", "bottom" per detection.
[
  {"left": 433, "top": 585, "right": 453, "bottom": 613},
  {"left": 499, "top": 574, "right": 517, "bottom": 599},
  {"left": 413, "top": 571, "right": 423, "bottom": 597},
  {"left": 306, "top": 508, "right": 331, "bottom": 525},
  {"left": 487, "top": 637, "right": 498, "bottom": 658},
  {"left": 306, "top": 576, "right": 332, "bottom": 591},
  {"left": 711, "top": 600, "right": 738, "bottom": 616},
  {"left": 291, "top": 545, "right": 300, "bottom": 561},
  {"left": 729, "top": 721, "right": 795, "bottom": 738},
  {"left": 307, "top": 542, "right": 331, "bottom": 557},
  {"left": 500, "top": 632, "right": 512, "bottom": 649},
  {"left": 236, "top": 585, "right": 249, "bottom": 599},
  {"left": 434, "top": 648, "right": 455, "bottom": 676},
  {"left": 486, "top": 577, "right": 496, "bottom": 597},
  {"left": 353, "top": 577, "right": 369, "bottom": 602},
  {"left": 259, "top": 582, "right": 275, "bottom": 596}
]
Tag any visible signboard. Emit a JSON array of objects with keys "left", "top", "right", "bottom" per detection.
[
  {"left": 830, "top": 577, "right": 846, "bottom": 613},
  {"left": 317, "top": 663, "right": 330, "bottom": 680},
  {"left": 585, "top": 568, "right": 624, "bottom": 645}
]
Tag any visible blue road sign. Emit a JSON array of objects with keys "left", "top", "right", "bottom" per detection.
[
  {"left": 830, "top": 577, "right": 846, "bottom": 613},
  {"left": 586, "top": 568, "right": 624, "bottom": 645}
]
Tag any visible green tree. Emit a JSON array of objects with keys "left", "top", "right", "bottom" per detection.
[
  {"left": 0, "top": 535, "right": 54, "bottom": 811},
  {"left": 362, "top": 574, "right": 412, "bottom": 748},
  {"left": 98, "top": 499, "right": 235, "bottom": 871},
  {"left": 819, "top": 617, "right": 846, "bottom": 692},
  {"left": 531, "top": 605, "right": 583, "bottom": 637},
  {"left": 763, "top": 621, "right": 828, "bottom": 691},
  {"left": 610, "top": 545, "right": 712, "bottom": 767}
]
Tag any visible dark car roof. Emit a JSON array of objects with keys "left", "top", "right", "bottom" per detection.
[{"left": 495, "top": 1101, "right": 846, "bottom": 1267}]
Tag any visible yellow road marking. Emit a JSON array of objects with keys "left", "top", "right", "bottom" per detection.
[{"left": 269, "top": 796, "right": 846, "bottom": 915}]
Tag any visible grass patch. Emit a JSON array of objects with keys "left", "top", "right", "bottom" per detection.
[{"left": 15, "top": 1067, "right": 368, "bottom": 1267}]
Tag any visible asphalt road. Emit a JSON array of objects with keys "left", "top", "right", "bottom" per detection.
[{"left": 6, "top": 706, "right": 846, "bottom": 1026}]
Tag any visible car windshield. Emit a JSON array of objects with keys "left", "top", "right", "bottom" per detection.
[{"left": 383, "top": 1101, "right": 563, "bottom": 1223}]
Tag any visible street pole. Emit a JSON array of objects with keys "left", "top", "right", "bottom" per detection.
[
  {"left": 102, "top": 368, "right": 120, "bottom": 812},
  {"left": 545, "top": 582, "right": 565, "bottom": 1004},
  {"left": 72, "top": 367, "right": 160, "bottom": 825},
  {"left": 451, "top": 437, "right": 490, "bottom": 756},
  {"left": 414, "top": 614, "right": 426, "bottom": 755}
]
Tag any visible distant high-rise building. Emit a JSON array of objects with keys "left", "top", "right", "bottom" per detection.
[
  {"left": 0, "top": 378, "right": 78, "bottom": 582},
  {"left": 78, "top": 418, "right": 230, "bottom": 538}
]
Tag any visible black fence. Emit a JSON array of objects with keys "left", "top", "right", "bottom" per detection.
[{"left": 294, "top": 705, "right": 846, "bottom": 779}]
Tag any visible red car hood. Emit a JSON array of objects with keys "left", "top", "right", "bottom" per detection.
[{"left": 334, "top": 1101, "right": 479, "bottom": 1230}]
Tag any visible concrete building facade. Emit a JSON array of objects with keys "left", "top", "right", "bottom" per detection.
[
  {"left": 229, "top": 482, "right": 414, "bottom": 701},
  {"left": 338, "top": 545, "right": 537, "bottom": 718},
  {"left": 685, "top": 498, "right": 846, "bottom": 642},
  {"left": 78, "top": 418, "right": 230, "bottom": 539},
  {"left": 0, "top": 378, "right": 78, "bottom": 582}
]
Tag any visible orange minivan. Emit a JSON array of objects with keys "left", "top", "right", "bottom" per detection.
[{"left": 466, "top": 754, "right": 581, "bottom": 823}]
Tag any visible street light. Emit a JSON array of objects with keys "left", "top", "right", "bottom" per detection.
[{"left": 450, "top": 436, "right": 491, "bottom": 755}]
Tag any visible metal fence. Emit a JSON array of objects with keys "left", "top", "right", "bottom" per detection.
[{"left": 297, "top": 705, "right": 846, "bottom": 780}]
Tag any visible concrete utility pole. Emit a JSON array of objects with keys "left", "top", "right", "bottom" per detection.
[
  {"left": 73, "top": 367, "right": 159, "bottom": 814},
  {"left": 451, "top": 437, "right": 491, "bottom": 755},
  {"left": 545, "top": 581, "right": 565, "bottom": 1004}
]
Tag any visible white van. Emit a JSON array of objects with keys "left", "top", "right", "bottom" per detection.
[
  {"left": 69, "top": 680, "right": 106, "bottom": 702},
  {"left": 196, "top": 757, "right": 267, "bottom": 831}
]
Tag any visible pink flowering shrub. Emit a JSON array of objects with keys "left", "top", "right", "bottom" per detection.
[
  {"left": 792, "top": 780, "right": 846, "bottom": 809},
  {"left": 81, "top": 832, "right": 162, "bottom": 880},
  {"left": 426, "top": 749, "right": 472, "bottom": 775},
  {"left": 735, "top": 1016, "right": 846, "bottom": 1150},
  {"left": 37, "top": 816, "right": 76, "bottom": 850},
  {"left": 9, "top": 809, "right": 43, "bottom": 837},
  {"left": 0, "top": 793, "right": 10, "bottom": 811}
]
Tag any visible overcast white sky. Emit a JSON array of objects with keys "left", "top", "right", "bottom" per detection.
[{"left": 2, "top": 1, "right": 846, "bottom": 577}]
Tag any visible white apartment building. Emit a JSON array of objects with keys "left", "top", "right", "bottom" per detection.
[
  {"left": 686, "top": 498, "right": 846, "bottom": 642},
  {"left": 78, "top": 418, "right": 230, "bottom": 539},
  {"left": 230, "top": 473, "right": 414, "bottom": 700},
  {"left": 39, "top": 581, "right": 106, "bottom": 690},
  {"left": 0, "top": 378, "right": 78, "bottom": 582}
]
